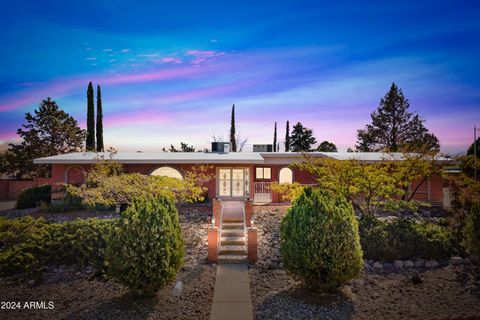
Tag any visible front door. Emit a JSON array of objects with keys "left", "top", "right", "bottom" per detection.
[{"left": 218, "top": 168, "right": 250, "bottom": 199}]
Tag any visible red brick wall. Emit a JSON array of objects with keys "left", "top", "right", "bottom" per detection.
[{"left": 0, "top": 177, "right": 52, "bottom": 200}]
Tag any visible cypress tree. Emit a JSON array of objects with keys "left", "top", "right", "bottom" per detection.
[
  {"left": 273, "top": 122, "right": 277, "bottom": 152},
  {"left": 96, "top": 85, "right": 104, "bottom": 152},
  {"left": 285, "top": 121, "right": 290, "bottom": 152},
  {"left": 86, "top": 82, "right": 95, "bottom": 151},
  {"left": 230, "top": 104, "right": 237, "bottom": 152}
]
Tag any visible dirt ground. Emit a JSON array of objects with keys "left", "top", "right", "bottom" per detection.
[{"left": 0, "top": 206, "right": 216, "bottom": 320}]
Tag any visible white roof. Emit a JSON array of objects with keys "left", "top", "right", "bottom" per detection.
[
  {"left": 34, "top": 151, "right": 449, "bottom": 165},
  {"left": 34, "top": 152, "right": 265, "bottom": 164}
]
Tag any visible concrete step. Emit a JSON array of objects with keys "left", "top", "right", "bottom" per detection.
[
  {"left": 222, "top": 222, "right": 244, "bottom": 230},
  {"left": 220, "top": 236, "right": 245, "bottom": 245},
  {"left": 219, "top": 245, "right": 246, "bottom": 255},
  {"left": 217, "top": 254, "right": 247, "bottom": 264},
  {"left": 222, "top": 217, "right": 244, "bottom": 223},
  {"left": 221, "top": 229, "right": 244, "bottom": 237}
]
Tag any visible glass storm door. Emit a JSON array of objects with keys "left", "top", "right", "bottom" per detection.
[
  {"left": 231, "top": 169, "right": 245, "bottom": 197},
  {"left": 218, "top": 168, "right": 249, "bottom": 198},
  {"left": 219, "top": 169, "right": 232, "bottom": 197}
]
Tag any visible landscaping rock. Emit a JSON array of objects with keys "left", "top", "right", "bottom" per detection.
[
  {"left": 425, "top": 260, "right": 439, "bottom": 268},
  {"left": 414, "top": 259, "right": 425, "bottom": 267},
  {"left": 450, "top": 256, "right": 464, "bottom": 266},
  {"left": 393, "top": 260, "right": 404, "bottom": 269},
  {"left": 172, "top": 281, "right": 183, "bottom": 297},
  {"left": 373, "top": 262, "right": 383, "bottom": 271},
  {"left": 383, "top": 263, "right": 393, "bottom": 270},
  {"left": 404, "top": 260, "right": 414, "bottom": 268}
]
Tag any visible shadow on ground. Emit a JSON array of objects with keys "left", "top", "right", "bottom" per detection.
[
  {"left": 65, "top": 292, "right": 156, "bottom": 320},
  {"left": 255, "top": 285, "right": 355, "bottom": 320}
]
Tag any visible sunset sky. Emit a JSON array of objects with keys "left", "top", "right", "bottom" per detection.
[{"left": 0, "top": 0, "right": 479, "bottom": 153}]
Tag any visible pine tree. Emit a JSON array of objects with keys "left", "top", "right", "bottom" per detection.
[
  {"left": 96, "top": 85, "right": 104, "bottom": 152},
  {"left": 230, "top": 104, "right": 237, "bottom": 152},
  {"left": 273, "top": 122, "right": 277, "bottom": 152},
  {"left": 5, "top": 98, "right": 86, "bottom": 178},
  {"left": 290, "top": 122, "right": 317, "bottom": 152},
  {"left": 285, "top": 121, "right": 290, "bottom": 152},
  {"left": 86, "top": 82, "right": 95, "bottom": 151},
  {"left": 356, "top": 82, "right": 440, "bottom": 152}
]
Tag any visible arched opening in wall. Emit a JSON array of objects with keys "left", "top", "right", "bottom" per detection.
[
  {"left": 65, "top": 166, "right": 86, "bottom": 185},
  {"left": 279, "top": 167, "right": 293, "bottom": 184},
  {"left": 150, "top": 166, "right": 183, "bottom": 180}
]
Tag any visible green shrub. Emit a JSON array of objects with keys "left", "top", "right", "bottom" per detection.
[
  {"left": 0, "top": 216, "right": 112, "bottom": 281},
  {"left": 280, "top": 187, "right": 363, "bottom": 292},
  {"left": 359, "top": 216, "right": 457, "bottom": 261},
  {"left": 105, "top": 196, "right": 184, "bottom": 297},
  {"left": 462, "top": 203, "right": 480, "bottom": 257},
  {"left": 16, "top": 185, "right": 51, "bottom": 209},
  {"left": 44, "top": 193, "right": 85, "bottom": 213}
]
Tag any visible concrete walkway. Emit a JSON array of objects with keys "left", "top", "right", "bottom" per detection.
[{"left": 210, "top": 264, "right": 253, "bottom": 320}]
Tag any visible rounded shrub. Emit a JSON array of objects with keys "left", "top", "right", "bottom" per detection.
[
  {"left": 463, "top": 202, "right": 480, "bottom": 257},
  {"left": 16, "top": 185, "right": 51, "bottom": 209},
  {"left": 105, "top": 196, "right": 184, "bottom": 297},
  {"left": 280, "top": 187, "right": 363, "bottom": 292}
]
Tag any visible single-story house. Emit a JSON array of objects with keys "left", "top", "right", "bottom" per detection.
[{"left": 34, "top": 146, "right": 450, "bottom": 207}]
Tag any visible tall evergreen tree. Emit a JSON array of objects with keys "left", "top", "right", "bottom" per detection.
[
  {"left": 285, "top": 121, "right": 290, "bottom": 152},
  {"left": 4, "top": 98, "right": 86, "bottom": 178},
  {"left": 273, "top": 122, "right": 277, "bottom": 152},
  {"left": 230, "top": 104, "right": 237, "bottom": 152},
  {"left": 356, "top": 82, "right": 440, "bottom": 152},
  {"left": 289, "top": 122, "right": 317, "bottom": 152},
  {"left": 86, "top": 82, "right": 95, "bottom": 151},
  {"left": 96, "top": 85, "right": 104, "bottom": 152}
]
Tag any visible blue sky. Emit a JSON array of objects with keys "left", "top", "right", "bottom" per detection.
[{"left": 0, "top": 0, "right": 479, "bottom": 153}]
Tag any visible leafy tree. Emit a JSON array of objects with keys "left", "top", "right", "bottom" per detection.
[
  {"left": 67, "top": 159, "right": 213, "bottom": 207},
  {"left": 289, "top": 122, "right": 317, "bottom": 152},
  {"left": 285, "top": 121, "right": 290, "bottom": 152},
  {"left": 316, "top": 140, "right": 338, "bottom": 152},
  {"left": 96, "top": 85, "right": 104, "bottom": 152},
  {"left": 293, "top": 154, "right": 434, "bottom": 216},
  {"left": 356, "top": 83, "right": 440, "bottom": 152},
  {"left": 273, "top": 122, "right": 277, "bottom": 152},
  {"left": 167, "top": 142, "right": 195, "bottom": 152},
  {"left": 467, "top": 138, "right": 480, "bottom": 159},
  {"left": 230, "top": 104, "right": 237, "bottom": 152},
  {"left": 5, "top": 98, "right": 86, "bottom": 178}
]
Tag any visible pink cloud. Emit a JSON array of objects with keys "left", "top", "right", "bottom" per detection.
[
  {"left": 187, "top": 50, "right": 217, "bottom": 56},
  {"left": 161, "top": 57, "right": 182, "bottom": 64},
  {"left": 0, "top": 66, "right": 204, "bottom": 112}
]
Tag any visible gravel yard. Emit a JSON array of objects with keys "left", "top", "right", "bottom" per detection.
[
  {"left": 0, "top": 205, "right": 216, "bottom": 320},
  {"left": 249, "top": 206, "right": 480, "bottom": 320}
]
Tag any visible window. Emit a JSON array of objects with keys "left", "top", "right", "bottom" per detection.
[
  {"left": 255, "top": 167, "right": 271, "bottom": 179},
  {"left": 150, "top": 166, "right": 183, "bottom": 180},
  {"left": 279, "top": 167, "right": 293, "bottom": 184}
]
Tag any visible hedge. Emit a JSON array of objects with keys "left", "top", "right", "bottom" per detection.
[
  {"left": 359, "top": 216, "right": 458, "bottom": 261},
  {"left": 0, "top": 216, "right": 113, "bottom": 281}
]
